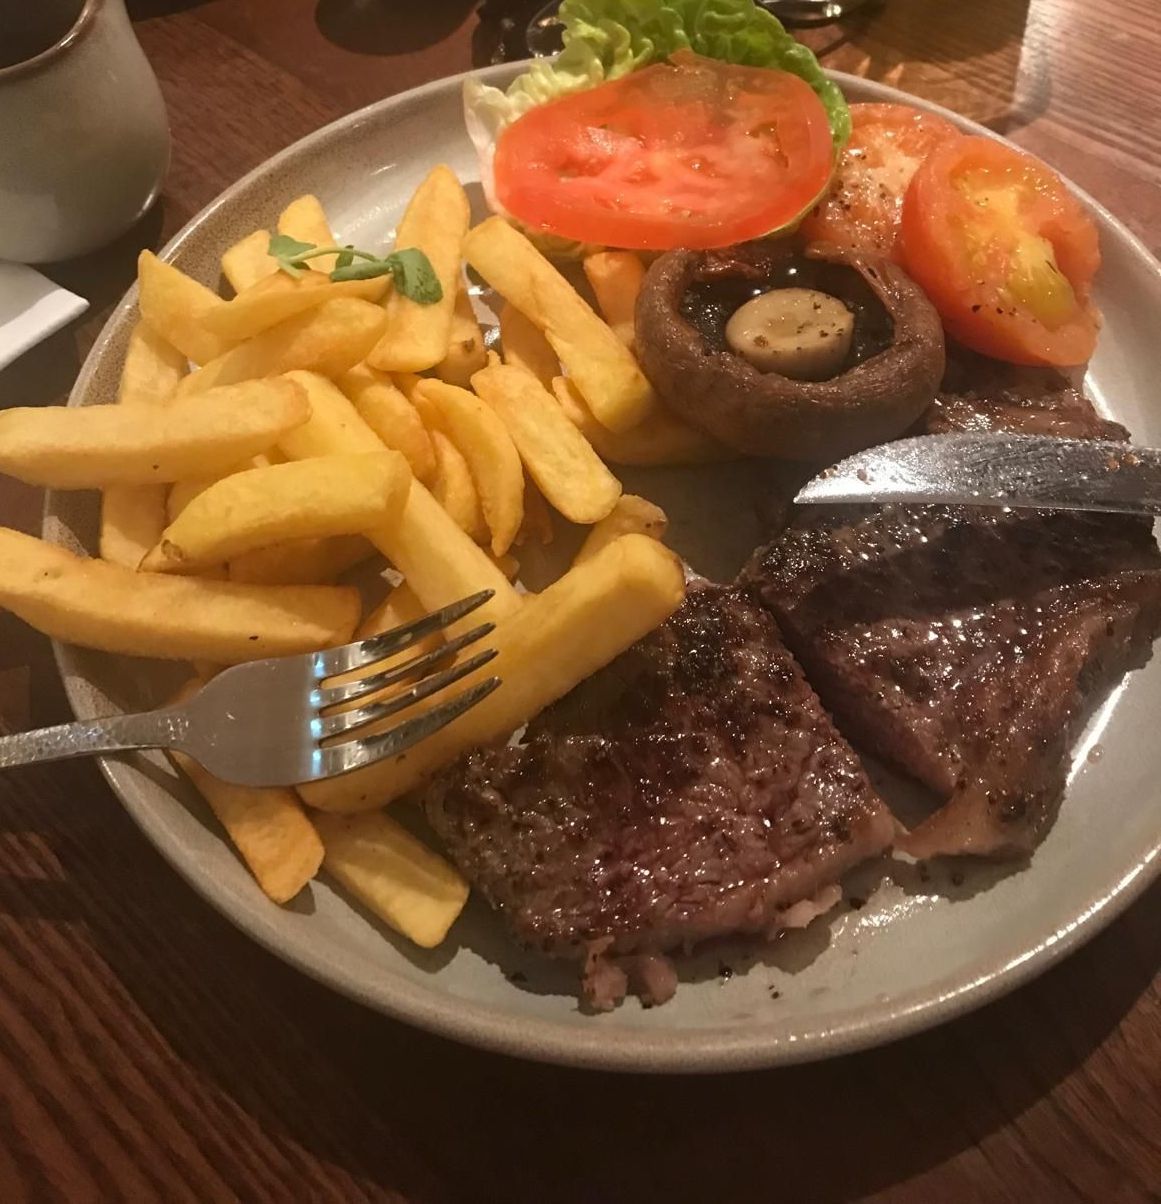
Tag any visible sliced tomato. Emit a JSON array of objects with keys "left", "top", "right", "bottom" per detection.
[
  {"left": 900, "top": 135, "right": 1100, "bottom": 367},
  {"left": 799, "top": 103, "right": 958, "bottom": 256},
  {"left": 493, "top": 51, "right": 835, "bottom": 251}
]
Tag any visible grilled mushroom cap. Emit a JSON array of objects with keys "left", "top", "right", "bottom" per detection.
[{"left": 635, "top": 241, "right": 946, "bottom": 461}]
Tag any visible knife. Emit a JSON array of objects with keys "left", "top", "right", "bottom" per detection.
[{"left": 794, "top": 433, "right": 1161, "bottom": 517}]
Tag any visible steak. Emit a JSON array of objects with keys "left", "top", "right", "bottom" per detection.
[
  {"left": 425, "top": 584, "right": 896, "bottom": 1010},
  {"left": 748, "top": 372, "right": 1161, "bottom": 858},
  {"left": 924, "top": 360, "right": 1130, "bottom": 442}
]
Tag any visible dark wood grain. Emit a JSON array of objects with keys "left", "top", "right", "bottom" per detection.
[{"left": 0, "top": 2, "right": 1157, "bottom": 1200}]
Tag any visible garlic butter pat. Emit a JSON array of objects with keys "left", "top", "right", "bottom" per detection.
[{"left": 725, "top": 288, "right": 855, "bottom": 381}]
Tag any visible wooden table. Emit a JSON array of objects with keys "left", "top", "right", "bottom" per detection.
[{"left": 1, "top": 1, "right": 1158, "bottom": 1199}]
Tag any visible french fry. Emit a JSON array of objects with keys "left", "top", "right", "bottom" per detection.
[
  {"left": 379, "top": 479, "right": 522, "bottom": 631},
  {"left": 228, "top": 535, "right": 372, "bottom": 586},
  {"left": 552, "top": 376, "right": 733, "bottom": 466},
  {"left": 463, "top": 217, "right": 656, "bottom": 432},
  {"left": 367, "top": 165, "right": 470, "bottom": 372},
  {"left": 339, "top": 363, "right": 436, "bottom": 483},
  {"left": 470, "top": 360, "right": 620, "bottom": 525},
  {"left": 142, "top": 452, "right": 411, "bottom": 574},
  {"left": 168, "top": 474, "right": 219, "bottom": 523},
  {"left": 201, "top": 271, "right": 388, "bottom": 345},
  {"left": 100, "top": 323, "right": 189, "bottom": 568},
  {"left": 583, "top": 251, "right": 645, "bottom": 350},
  {"left": 392, "top": 372, "right": 424, "bottom": 406},
  {"left": 357, "top": 581, "right": 432, "bottom": 641},
  {"left": 273, "top": 372, "right": 521, "bottom": 628},
  {"left": 137, "top": 251, "right": 229, "bottom": 366},
  {"left": 312, "top": 810, "right": 469, "bottom": 948},
  {"left": 299, "top": 534, "right": 685, "bottom": 811},
  {"left": 573, "top": 495, "right": 668, "bottom": 567},
  {"left": 168, "top": 454, "right": 274, "bottom": 524},
  {"left": 277, "top": 371, "right": 386, "bottom": 458},
  {"left": 430, "top": 430, "right": 487, "bottom": 544},
  {"left": 278, "top": 194, "right": 337, "bottom": 272},
  {"left": 434, "top": 284, "right": 488, "bottom": 387},
  {"left": 221, "top": 229, "right": 277, "bottom": 294},
  {"left": 413, "top": 379, "right": 524, "bottom": 557},
  {"left": 174, "top": 750, "right": 324, "bottom": 904},
  {"left": 116, "top": 320, "right": 190, "bottom": 406},
  {"left": 0, "top": 379, "right": 308, "bottom": 488},
  {"left": 520, "top": 479, "right": 555, "bottom": 546},
  {"left": 175, "top": 299, "right": 387, "bottom": 397},
  {"left": 499, "top": 302, "right": 559, "bottom": 388},
  {"left": 0, "top": 527, "right": 359, "bottom": 663},
  {"left": 101, "top": 487, "right": 170, "bottom": 571}
]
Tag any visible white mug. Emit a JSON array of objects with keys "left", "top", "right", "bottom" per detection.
[{"left": 0, "top": 0, "right": 171, "bottom": 263}]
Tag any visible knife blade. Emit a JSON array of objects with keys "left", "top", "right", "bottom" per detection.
[{"left": 794, "top": 433, "right": 1161, "bottom": 516}]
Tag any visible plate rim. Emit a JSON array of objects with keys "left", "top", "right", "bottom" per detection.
[{"left": 51, "top": 62, "right": 1161, "bottom": 1073}]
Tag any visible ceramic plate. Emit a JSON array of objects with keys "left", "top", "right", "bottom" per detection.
[{"left": 47, "top": 65, "right": 1161, "bottom": 1072}]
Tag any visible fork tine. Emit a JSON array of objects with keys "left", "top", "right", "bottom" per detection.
[
  {"left": 312, "top": 589, "right": 495, "bottom": 677},
  {"left": 315, "top": 676, "right": 502, "bottom": 779},
  {"left": 313, "top": 648, "right": 498, "bottom": 740},
  {"left": 313, "top": 622, "right": 494, "bottom": 710}
]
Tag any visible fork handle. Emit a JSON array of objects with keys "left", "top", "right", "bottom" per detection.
[{"left": 0, "top": 709, "right": 188, "bottom": 770}]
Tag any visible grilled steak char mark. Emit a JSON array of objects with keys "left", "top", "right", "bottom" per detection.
[
  {"left": 748, "top": 369, "right": 1161, "bottom": 858},
  {"left": 425, "top": 584, "right": 896, "bottom": 1011}
]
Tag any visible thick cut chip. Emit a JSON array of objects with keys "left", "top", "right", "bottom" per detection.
[
  {"left": 228, "top": 536, "right": 372, "bottom": 586},
  {"left": 499, "top": 302, "right": 559, "bottom": 388},
  {"left": 430, "top": 430, "right": 487, "bottom": 544},
  {"left": 137, "top": 251, "right": 229, "bottom": 365},
  {"left": 221, "top": 229, "right": 278, "bottom": 294},
  {"left": 142, "top": 452, "right": 411, "bottom": 574},
  {"left": 583, "top": 251, "right": 646, "bottom": 350},
  {"left": 273, "top": 372, "right": 521, "bottom": 628},
  {"left": 471, "top": 360, "right": 620, "bottom": 525},
  {"left": 167, "top": 454, "right": 273, "bottom": 524},
  {"left": 0, "top": 380, "right": 309, "bottom": 488},
  {"left": 367, "top": 166, "right": 470, "bottom": 372},
  {"left": 202, "top": 271, "right": 388, "bottom": 344},
  {"left": 463, "top": 217, "right": 656, "bottom": 432},
  {"left": 100, "top": 322, "right": 189, "bottom": 568},
  {"left": 552, "top": 376, "right": 731, "bottom": 466},
  {"left": 278, "top": 194, "right": 338, "bottom": 273},
  {"left": 300, "top": 534, "right": 685, "bottom": 811},
  {"left": 313, "top": 810, "right": 469, "bottom": 948},
  {"left": 0, "top": 528, "right": 360, "bottom": 663},
  {"left": 434, "top": 284, "right": 489, "bottom": 387},
  {"left": 339, "top": 363, "right": 436, "bottom": 483},
  {"left": 413, "top": 379, "right": 524, "bottom": 557},
  {"left": 176, "top": 299, "right": 387, "bottom": 397},
  {"left": 573, "top": 494, "right": 667, "bottom": 566}
]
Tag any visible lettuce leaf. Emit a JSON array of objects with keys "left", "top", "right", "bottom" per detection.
[{"left": 464, "top": 0, "right": 849, "bottom": 251}]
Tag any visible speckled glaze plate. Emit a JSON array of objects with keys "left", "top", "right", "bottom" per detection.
[{"left": 48, "top": 65, "right": 1161, "bottom": 1072}]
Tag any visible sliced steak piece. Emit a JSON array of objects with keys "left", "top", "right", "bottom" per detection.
[
  {"left": 424, "top": 584, "right": 896, "bottom": 1010},
  {"left": 924, "top": 375, "right": 1129, "bottom": 441},
  {"left": 749, "top": 376, "right": 1161, "bottom": 858}
]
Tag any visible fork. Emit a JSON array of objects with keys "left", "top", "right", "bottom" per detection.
[{"left": 0, "top": 591, "right": 500, "bottom": 787}]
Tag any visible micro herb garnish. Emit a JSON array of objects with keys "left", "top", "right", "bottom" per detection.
[{"left": 267, "top": 235, "right": 443, "bottom": 304}]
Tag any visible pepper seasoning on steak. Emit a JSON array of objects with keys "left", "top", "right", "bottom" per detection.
[{"left": 424, "top": 584, "right": 896, "bottom": 1011}]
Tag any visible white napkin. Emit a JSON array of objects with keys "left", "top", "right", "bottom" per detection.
[{"left": 0, "top": 261, "right": 89, "bottom": 373}]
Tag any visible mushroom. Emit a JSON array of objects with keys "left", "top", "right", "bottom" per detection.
[
  {"left": 634, "top": 241, "right": 946, "bottom": 461},
  {"left": 725, "top": 288, "right": 855, "bottom": 380}
]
